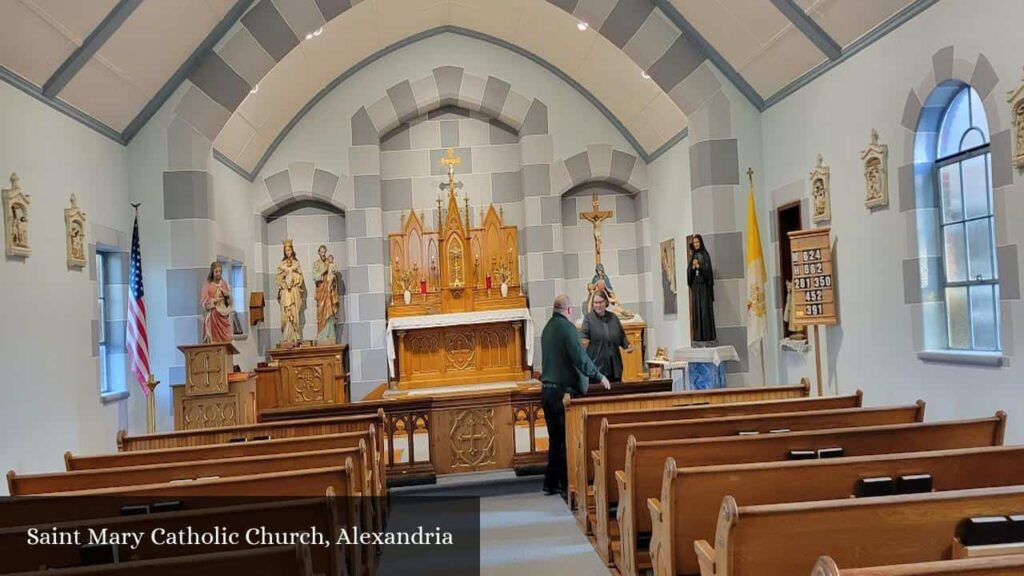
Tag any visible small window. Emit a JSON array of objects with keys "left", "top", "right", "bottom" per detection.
[
  {"left": 935, "top": 86, "right": 999, "bottom": 351},
  {"left": 96, "top": 251, "right": 112, "bottom": 394},
  {"left": 220, "top": 259, "right": 246, "bottom": 337}
]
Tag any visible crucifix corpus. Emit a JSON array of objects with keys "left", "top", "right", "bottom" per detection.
[
  {"left": 439, "top": 148, "right": 464, "bottom": 196},
  {"left": 580, "top": 194, "right": 613, "bottom": 264}
]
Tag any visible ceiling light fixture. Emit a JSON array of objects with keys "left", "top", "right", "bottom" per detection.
[
  {"left": 250, "top": 85, "right": 259, "bottom": 94},
  {"left": 313, "top": 27, "right": 323, "bottom": 37},
  {"left": 577, "top": 21, "right": 588, "bottom": 31},
  {"left": 641, "top": 71, "right": 650, "bottom": 79}
]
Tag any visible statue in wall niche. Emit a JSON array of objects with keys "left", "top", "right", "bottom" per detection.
[
  {"left": 202, "top": 261, "right": 233, "bottom": 343},
  {"left": 3, "top": 173, "right": 31, "bottom": 258},
  {"left": 65, "top": 193, "right": 87, "bottom": 268},
  {"left": 313, "top": 244, "right": 340, "bottom": 343},
  {"left": 586, "top": 263, "right": 634, "bottom": 319},
  {"left": 861, "top": 129, "right": 889, "bottom": 210},
  {"left": 1008, "top": 66, "right": 1024, "bottom": 169},
  {"left": 809, "top": 154, "right": 832, "bottom": 224},
  {"left": 687, "top": 234, "right": 717, "bottom": 346},
  {"left": 276, "top": 239, "right": 306, "bottom": 344}
]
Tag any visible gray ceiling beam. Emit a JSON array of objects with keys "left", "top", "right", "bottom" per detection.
[
  {"left": 121, "top": 0, "right": 254, "bottom": 143},
  {"left": 651, "top": 0, "right": 765, "bottom": 111},
  {"left": 763, "top": 0, "right": 939, "bottom": 109},
  {"left": 41, "top": 0, "right": 143, "bottom": 98},
  {"left": 769, "top": 0, "right": 841, "bottom": 61}
]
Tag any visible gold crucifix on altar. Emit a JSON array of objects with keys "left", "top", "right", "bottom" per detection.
[{"left": 580, "top": 194, "right": 613, "bottom": 264}]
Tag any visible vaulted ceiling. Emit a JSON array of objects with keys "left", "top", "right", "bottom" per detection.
[{"left": 0, "top": 0, "right": 935, "bottom": 178}]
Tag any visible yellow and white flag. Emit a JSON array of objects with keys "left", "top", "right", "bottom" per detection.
[{"left": 745, "top": 175, "right": 767, "bottom": 350}]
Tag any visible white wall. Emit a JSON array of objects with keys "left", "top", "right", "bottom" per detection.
[
  {"left": 259, "top": 33, "right": 636, "bottom": 179},
  {"left": 760, "top": 0, "right": 1024, "bottom": 441},
  {"left": 0, "top": 81, "right": 133, "bottom": 489},
  {"left": 647, "top": 139, "right": 692, "bottom": 357}
]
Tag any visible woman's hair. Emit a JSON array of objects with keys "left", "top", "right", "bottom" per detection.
[{"left": 592, "top": 290, "right": 609, "bottom": 306}]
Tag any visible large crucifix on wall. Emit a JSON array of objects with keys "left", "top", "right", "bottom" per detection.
[{"left": 580, "top": 194, "right": 613, "bottom": 264}]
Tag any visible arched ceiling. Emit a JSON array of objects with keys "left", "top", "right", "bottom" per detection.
[{"left": 0, "top": 0, "right": 937, "bottom": 176}]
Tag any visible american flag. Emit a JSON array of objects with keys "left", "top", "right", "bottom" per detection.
[{"left": 126, "top": 212, "right": 151, "bottom": 394}]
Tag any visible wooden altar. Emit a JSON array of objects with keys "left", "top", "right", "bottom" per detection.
[
  {"left": 386, "top": 150, "right": 532, "bottom": 391},
  {"left": 172, "top": 342, "right": 257, "bottom": 430},
  {"left": 254, "top": 343, "right": 348, "bottom": 411}
]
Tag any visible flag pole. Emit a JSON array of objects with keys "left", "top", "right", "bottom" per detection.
[{"left": 759, "top": 339, "right": 766, "bottom": 386}]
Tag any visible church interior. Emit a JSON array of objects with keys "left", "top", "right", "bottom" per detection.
[{"left": 2, "top": 0, "right": 1024, "bottom": 574}]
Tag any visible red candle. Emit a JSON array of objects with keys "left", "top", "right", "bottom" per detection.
[
  {"left": 420, "top": 279, "right": 427, "bottom": 294},
  {"left": 485, "top": 274, "right": 492, "bottom": 289}
]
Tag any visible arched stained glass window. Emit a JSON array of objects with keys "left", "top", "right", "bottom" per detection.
[{"left": 935, "top": 85, "right": 999, "bottom": 351}]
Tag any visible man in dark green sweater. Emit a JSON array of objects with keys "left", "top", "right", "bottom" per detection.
[{"left": 540, "top": 294, "right": 610, "bottom": 498}]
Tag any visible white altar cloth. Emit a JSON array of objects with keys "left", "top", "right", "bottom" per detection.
[
  {"left": 673, "top": 345, "right": 740, "bottom": 366},
  {"left": 385, "top": 308, "right": 535, "bottom": 377}
]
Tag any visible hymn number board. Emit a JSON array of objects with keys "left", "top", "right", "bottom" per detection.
[{"left": 788, "top": 227, "right": 838, "bottom": 327}]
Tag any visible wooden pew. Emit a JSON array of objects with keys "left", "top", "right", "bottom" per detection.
[
  {"left": 0, "top": 498, "right": 344, "bottom": 575},
  {"left": 9, "top": 545, "right": 313, "bottom": 576},
  {"left": 116, "top": 411, "right": 384, "bottom": 454},
  {"left": 0, "top": 463, "right": 358, "bottom": 526},
  {"left": 694, "top": 485, "right": 1024, "bottom": 576},
  {"left": 567, "top": 379, "right": 811, "bottom": 531},
  {"left": 67, "top": 429, "right": 375, "bottom": 470},
  {"left": 649, "top": 445, "right": 1024, "bottom": 576},
  {"left": 11, "top": 445, "right": 370, "bottom": 495},
  {"left": 574, "top": 392, "right": 863, "bottom": 534},
  {"left": 619, "top": 415, "right": 1006, "bottom": 576},
  {"left": 10, "top": 445, "right": 382, "bottom": 536},
  {"left": 0, "top": 463, "right": 365, "bottom": 575},
  {"left": 812, "top": 555, "right": 1024, "bottom": 576},
  {"left": 66, "top": 430, "right": 385, "bottom": 531},
  {"left": 594, "top": 403, "right": 925, "bottom": 567}
]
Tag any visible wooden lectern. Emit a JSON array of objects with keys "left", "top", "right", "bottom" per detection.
[
  {"left": 172, "top": 342, "right": 257, "bottom": 430},
  {"left": 255, "top": 344, "right": 348, "bottom": 410}
]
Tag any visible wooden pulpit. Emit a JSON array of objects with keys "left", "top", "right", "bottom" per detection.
[{"left": 172, "top": 342, "right": 257, "bottom": 430}]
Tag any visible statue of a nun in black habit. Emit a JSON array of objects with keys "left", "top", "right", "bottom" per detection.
[{"left": 687, "top": 234, "right": 717, "bottom": 346}]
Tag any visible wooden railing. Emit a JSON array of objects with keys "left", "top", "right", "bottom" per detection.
[{"left": 259, "top": 379, "right": 673, "bottom": 484}]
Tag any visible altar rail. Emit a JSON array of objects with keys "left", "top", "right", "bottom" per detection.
[{"left": 259, "top": 380, "right": 672, "bottom": 484}]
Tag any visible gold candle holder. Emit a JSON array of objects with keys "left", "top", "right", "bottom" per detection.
[{"left": 145, "top": 374, "right": 160, "bottom": 433}]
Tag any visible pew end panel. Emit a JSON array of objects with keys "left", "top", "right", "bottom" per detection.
[
  {"left": 694, "top": 539, "right": 717, "bottom": 576},
  {"left": 812, "top": 556, "right": 841, "bottom": 576},
  {"left": 615, "top": 436, "right": 639, "bottom": 576},
  {"left": 699, "top": 496, "right": 740, "bottom": 576},
  {"left": 592, "top": 418, "right": 612, "bottom": 559},
  {"left": 649, "top": 457, "right": 678, "bottom": 576},
  {"left": 994, "top": 411, "right": 1007, "bottom": 446}
]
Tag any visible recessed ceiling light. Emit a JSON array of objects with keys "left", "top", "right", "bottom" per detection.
[
  {"left": 250, "top": 85, "right": 259, "bottom": 94},
  {"left": 641, "top": 71, "right": 650, "bottom": 79},
  {"left": 577, "top": 21, "right": 589, "bottom": 31}
]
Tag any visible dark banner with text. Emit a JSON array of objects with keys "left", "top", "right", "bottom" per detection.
[{"left": 0, "top": 495, "right": 480, "bottom": 575}]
